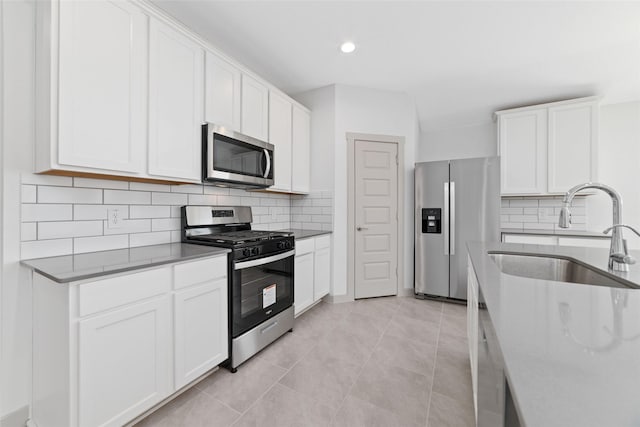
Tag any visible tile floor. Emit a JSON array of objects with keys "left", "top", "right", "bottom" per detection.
[{"left": 135, "top": 296, "right": 474, "bottom": 427}]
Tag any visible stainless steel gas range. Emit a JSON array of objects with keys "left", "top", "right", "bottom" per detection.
[{"left": 181, "top": 205, "right": 294, "bottom": 372}]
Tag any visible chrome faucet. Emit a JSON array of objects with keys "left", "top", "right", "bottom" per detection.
[{"left": 558, "top": 182, "right": 636, "bottom": 272}]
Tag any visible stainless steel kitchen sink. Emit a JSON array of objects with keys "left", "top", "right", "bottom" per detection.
[{"left": 488, "top": 252, "right": 639, "bottom": 289}]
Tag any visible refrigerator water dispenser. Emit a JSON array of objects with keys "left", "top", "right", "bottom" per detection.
[{"left": 421, "top": 208, "right": 441, "bottom": 233}]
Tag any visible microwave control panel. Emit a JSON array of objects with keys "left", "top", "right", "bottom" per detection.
[{"left": 421, "top": 208, "right": 441, "bottom": 234}]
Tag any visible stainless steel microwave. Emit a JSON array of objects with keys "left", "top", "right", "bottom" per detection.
[{"left": 202, "top": 123, "right": 274, "bottom": 188}]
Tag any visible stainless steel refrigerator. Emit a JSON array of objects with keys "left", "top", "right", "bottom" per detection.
[{"left": 414, "top": 157, "right": 500, "bottom": 300}]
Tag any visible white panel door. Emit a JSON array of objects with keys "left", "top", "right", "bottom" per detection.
[
  {"left": 57, "top": 0, "right": 146, "bottom": 173},
  {"left": 148, "top": 18, "right": 204, "bottom": 181},
  {"left": 78, "top": 296, "right": 171, "bottom": 427},
  {"left": 498, "top": 110, "right": 547, "bottom": 195},
  {"left": 314, "top": 246, "right": 331, "bottom": 300},
  {"left": 241, "top": 74, "right": 269, "bottom": 141},
  {"left": 205, "top": 51, "right": 241, "bottom": 131},
  {"left": 547, "top": 101, "right": 598, "bottom": 194},
  {"left": 354, "top": 140, "right": 398, "bottom": 299},
  {"left": 269, "top": 92, "right": 293, "bottom": 192},
  {"left": 294, "top": 253, "right": 314, "bottom": 316},
  {"left": 174, "top": 278, "right": 228, "bottom": 389},
  {"left": 291, "top": 105, "right": 311, "bottom": 194}
]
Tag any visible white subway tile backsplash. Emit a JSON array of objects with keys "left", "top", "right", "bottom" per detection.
[
  {"left": 73, "top": 177, "right": 128, "bottom": 190},
  {"left": 501, "top": 196, "right": 589, "bottom": 232},
  {"left": 21, "top": 173, "right": 72, "bottom": 186},
  {"left": 188, "top": 194, "right": 218, "bottom": 205},
  {"left": 130, "top": 231, "right": 171, "bottom": 248},
  {"left": 104, "top": 190, "right": 150, "bottom": 205},
  {"left": 172, "top": 184, "right": 203, "bottom": 194},
  {"left": 130, "top": 205, "right": 170, "bottom": 219},
  {"left": 523, "top": 208, "right": 538, "bottom": 215},
  {"left": 129, "top": 182, "right": 171, "bottom": 192},
  {"left": 74, "top": 205, "right": 129, "bottom": 221},
  {"left": 103, "top": 219, "right": 151, "bottom": 235},
  {"left": 74, "top": 235, "right": 129, "bottom": 254},
  {"left": 152, "top": 218, "right": 181, "bottom": 232},
  {"left": 38, "top": 186, "right": 102, "bottom": 204},
  {"left": 501, "top": 208, "right": 523, "bottom": 215},
  {"left": 522, "top": 223, "right": 554, "bottom": 230},
  {"left": 21, "top": 223, "right": 37, "bottom": 241},
  {"left": 22, "top": 185, "right": 36, "bottom": 203},
  {"left": 20, "top": 175, "right": 333, "bottom": 258},
  {"left": 509, "top": 215, "right": 538, "bottom": 223},
  {"left": 501, "top": 222, "right": 524, "bottom": 229},
  {"left": 22, "top": 204, "right": 72, "bottom": 222},
  {"left": 38, "top": 221, "right": 103, "bottom": 240},
  {"left": 152, "top": 192, "right": 188, "bottom": 206},
  {"left": 508, "top": 199, "right": 538, "bottom": 208},
  {"left": 22, "top": 239, "right": 73, "bottom": 259}
]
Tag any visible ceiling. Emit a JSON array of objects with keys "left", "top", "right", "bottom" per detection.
[{"left": 151, "top": 1, "right": 640, "bottom": 132}]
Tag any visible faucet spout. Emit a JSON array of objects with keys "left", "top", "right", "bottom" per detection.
[{"left": 558, "top": 182, "right": 631, "bottom": 272}]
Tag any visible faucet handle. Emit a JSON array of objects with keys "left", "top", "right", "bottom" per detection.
[
  {"left": 610, "top": 252, "right": 636, "bottom": 265},
  {"left": 603, "top": 224, "right": 640, "bottom": 237}
]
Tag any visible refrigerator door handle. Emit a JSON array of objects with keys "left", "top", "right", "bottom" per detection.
[
  {"left": 443, "top": 182, "right": 449, "bottom": 255},
  {"left": 450, "top": 181, "right": 455, "bottom": 255}
]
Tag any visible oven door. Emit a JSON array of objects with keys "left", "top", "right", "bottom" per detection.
[
  {"left": 231, "top": 249, "right": 294, "bottom": 337},
  {"left": 204, "top": 123, "right": 274, "bottom": 188}
]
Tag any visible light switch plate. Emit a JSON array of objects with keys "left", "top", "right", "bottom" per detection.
[{"left": 107, "top": 208, "right": 122, "bottom": 229}]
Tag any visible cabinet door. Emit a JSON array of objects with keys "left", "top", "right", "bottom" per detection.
[
  {"left": 148, "top": 18, "right": 204, "bottom": 181},
  {"left": 502, "top": 234, "right": 558, "bottom": 245},
  {"left": 205, "top": 51, "right": 241, "bottom": 131},
  {"left": 241, "top": 74, "right": 269, "bottom": 141},
  {"left": 498, "top": 110, "right": 547, "bottom": 195},
  {"left": 547, "top": 101, "right": 598, "bottom": 193},
  {"left": 57, "top": 0, "right": 146, "bottom": 173},
  {"left": 291, "top": 105, "right": 311, "bottom": 194},
  {"left": 78, "top": 296, "right": 171, "bottom": 427},
  {"left": 313, "top": 247, "right": 331, "bottom": 300},
  {"left": 269, "top": 92, "right": 293, "bottom": 192},
  {"left": 174, "top": 278, "right": 228, "bottom": 389},
  {"left": 294, "top": 253, "right": 314, "bottom": 316},
  {"left": 467, "top": 258, "right": 479, "bottom": 420}
]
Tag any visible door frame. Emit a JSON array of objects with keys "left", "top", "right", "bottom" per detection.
[{"left": 346, "top": 132, "right": 405, "bottom": 301}]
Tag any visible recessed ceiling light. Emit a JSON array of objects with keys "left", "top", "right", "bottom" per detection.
[{"left": 340, "top": 41, "right": 356, "bottom": 54}]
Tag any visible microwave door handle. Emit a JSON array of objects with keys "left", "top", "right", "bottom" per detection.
[{"left": 263, "top": 149, "right": 271, "bottom": 178}]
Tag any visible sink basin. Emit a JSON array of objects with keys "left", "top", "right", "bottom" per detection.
[{"left": 488, "top": 252, "right": 638, "bottom": 289}]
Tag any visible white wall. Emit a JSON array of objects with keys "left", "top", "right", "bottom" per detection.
[
  {"left": 2, "top": 0, "right": 35, "bottom": 419},
  {"left": 587, "top": 101, "right": 640, "bottom": 247},
  {"left": 417, "top": 121, "right": 497, "bottom": 163},
  {"left": 297, "top": 84, "right": 418, "bottom": 298}
]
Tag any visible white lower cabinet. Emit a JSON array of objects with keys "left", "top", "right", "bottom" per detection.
[
  {"left": 32, "top": 254, "right": 228, "bottom": 427},
  {"left": 78, "top": 296, "right": 171, "bottom": 427},
  {"left": 294, "top": 235, "right": 332, "bottom": 316},
  {"left": 467, "top": 256, "right": 479, "bottom": 421},
  {"left": 174, "top": 277, "right": 228, "bottom": 389}
]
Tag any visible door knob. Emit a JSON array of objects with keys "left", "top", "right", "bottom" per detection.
[{"left": 357, "top": 226, "right": 368, "bottom": 231}]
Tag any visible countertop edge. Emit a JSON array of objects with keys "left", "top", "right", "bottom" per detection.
[
  {"left": 501, "top": 228, "right": 610, "bottom": 238},
  {"left": 21, "top": 244, "right": 230, "bottom": 284}
]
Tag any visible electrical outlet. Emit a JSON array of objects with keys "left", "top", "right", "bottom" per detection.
[{"left": 107, "top": 208, "right": 122, "bottom": 229}]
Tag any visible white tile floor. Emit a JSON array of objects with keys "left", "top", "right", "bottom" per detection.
[{"left": 135, "top": 296, "right": 474, "bottom": 427}]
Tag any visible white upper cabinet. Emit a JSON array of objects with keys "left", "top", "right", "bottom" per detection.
[
  {"left": 205, "top": 51, "right": 241, "bottom": 131},
  {"left": 497, "top": 109, "right": 546, "bottom": 195},
  {"left": 148, "top": 18, "right": 204, "bottom": 182},
  {"left": 291, "top": 105, "right": 311, "bottom": 194},
  {"left": 37, "top": 0, "right": 147, "bottom": 175},
  {"left": 547, "top": 101, "right": 598, "bottom": 193},
  {"left": 269, "top": 92, "right": 293, "bottom": 192},
  {"left": 496, "top": 96, "right": 599, "bottom": 196},
  {"left": 241, "top": 75, "right": 269, "bottom": 141}
]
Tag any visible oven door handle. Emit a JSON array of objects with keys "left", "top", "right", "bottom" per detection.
[
  {"left": 263, "top": 149, "right": 271, "bottom": 178},
  {"left": 234, "top": 249, "right": 295, "bottom": 270}
]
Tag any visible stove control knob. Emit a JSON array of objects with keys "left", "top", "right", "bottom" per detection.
[
  {"left": 242, "top": 248, "right": 251, "bottom": 257},
  {"left": 252, "top": 247, "right": 260, "bottom": 256},
  {"left": 285, "top": 241, "right": 292, "bottom": 249},
  {"left": 277, "top": 241, "right": 285, "bottom": 249}
]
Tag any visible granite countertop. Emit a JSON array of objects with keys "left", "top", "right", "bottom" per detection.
[
  {"left": 501, "top": 227, "right": 610, "bottom": 238},
  {"left": 21, "top": 243, "right": 230, "bottom": 283},
  {"left": 278, "top": 229, "right": 332, "bottom": 240},
  {"left": 467, "top": 241, "right": 640, "bottom": 427}
]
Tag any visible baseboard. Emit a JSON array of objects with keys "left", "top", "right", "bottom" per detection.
[
  {"left": 323, "top": 293, "right": 354, "bottom": 304},
  {"left": 397, "top": 287, "right": 415, "bottom": 297},
  {"left": 1, "top": 405, "right": 29, "bottom": 427}
]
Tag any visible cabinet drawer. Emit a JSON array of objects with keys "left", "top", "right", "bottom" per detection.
[
  {"left": 315, "top": 235, "right": 330, "bottom": 250},
  {"left": 78, "top": 268, "right": 171, "bottom": 317},
  {"left": 174, "top": 255, "right": 227, "bottom": 290},
  {"left": 295, "top": 238, "right": 315, "bottom": 255}
]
